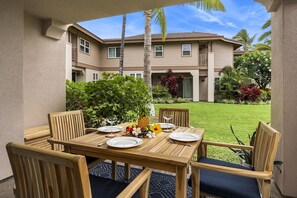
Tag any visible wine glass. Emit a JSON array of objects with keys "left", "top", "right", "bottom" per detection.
[
  {"left": 106, "top": 115, "right": 117, "bottom": 138},
  {"left": 163, "top": 114, "right": 173, "bottom": 132}
]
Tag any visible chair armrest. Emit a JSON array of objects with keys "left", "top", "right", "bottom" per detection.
[
  {"left": 85, "top": 128, "right": 99, "bottom": 134},
  {"left": 191, "top": 161, "right": 272, "bottom": 180},
  {"left": 202, "top": 141, "right": 253, "bottom": 150},
  {"left": 47, "top": 138, "right": 67, "bottom": 145},
  {"left": 117, "top": 168, "right": 152, "bottom": 198}
]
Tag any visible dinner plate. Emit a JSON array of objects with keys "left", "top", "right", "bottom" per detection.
[
  {"left": 158, "top": 123, "right": 175, "bottom": 129},
  {"left": 106, "top": 137, "right": 143, "bottom": 148},
  {"left": 97, "top": 126, "right": 124, "bottom": 133},
  {"left": 169, "top": 132, "right": 201, "bottom": 142}
]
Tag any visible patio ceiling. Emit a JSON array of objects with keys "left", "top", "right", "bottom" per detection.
[{"left": 24, "top": 0, "right": 197, "bottom": 23}]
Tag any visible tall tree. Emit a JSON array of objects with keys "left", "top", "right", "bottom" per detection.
[
  {"left": 119, "top": 14, "right": 126, "bottom": 76},
  {"left": 143, "top": 0, "right": 225, "bottom": 95},
  {"left": 254, "top": 18, "right": 271, "bottom": 51},
  {"left": 233, "top": 29, "right": 256, "bottom": 52}
]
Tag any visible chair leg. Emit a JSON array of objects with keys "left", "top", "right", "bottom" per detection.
[
  {"left": 124, "top": 163, "right": 131, "bottom": 180},
  {"left": 139, "top": 173, "right": 151, "bottom": 198},
  {"left": 112, "top": 161, "right": 117, "bottom": 180},
  {"left": 191, "top": 166, "right": 200, "bottom": 198},
  {"left": 261, "top": 180, "right": 272, "bottom": 198}
]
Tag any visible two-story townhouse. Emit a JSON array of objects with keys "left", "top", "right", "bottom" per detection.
[{"left": 66, "top": 24, "right": 242, "bottom": 102}]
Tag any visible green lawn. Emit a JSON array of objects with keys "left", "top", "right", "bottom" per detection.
[{"left": 154, "top": 102, "right": 271, "bottom": 163}]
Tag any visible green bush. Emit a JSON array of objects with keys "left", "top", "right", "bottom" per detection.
[
  {"left": 66, "top": 73, "right": 152, "bottom": 127},
  {"left": 66, "top": 80, "right": 87, "bottom": 110},
  {"left": 152, "top": 85, "right": 171, "bottom": 99}
]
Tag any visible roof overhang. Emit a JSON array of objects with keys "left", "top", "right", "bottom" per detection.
[{"left": 24, "top": 0, "right": 197, "bottom": 24}]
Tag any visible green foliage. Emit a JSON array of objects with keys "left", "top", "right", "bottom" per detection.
[
  {"left": 234, "top": 51, "right": 271, "bottom": 89},
  {"left": 66, "top": 73, "right": 152, "bottom": 127},
  {"left": 152, "top": 85, "right": 171, "bottom": 99},
  {"left": 66, "top": 80, "right": 87, "bottom": 110},
  {"left": 233, "top": 29, "right": 256, "bottom": 52}
]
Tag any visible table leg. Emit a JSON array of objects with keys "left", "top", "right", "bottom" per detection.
[
  {"left": 112, "top": 161, "right": 117, "bottom": 180},
  {"left": 176, "top": 166, "right": 187, "bottom": 198}
]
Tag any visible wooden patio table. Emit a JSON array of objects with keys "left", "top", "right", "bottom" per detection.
[{"left": 62, "top": 124, "right": 204, "bottom": 197}]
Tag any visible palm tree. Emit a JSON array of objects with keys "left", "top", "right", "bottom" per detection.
[
  {"left": 143, "top": 0, "right": 225, "bottom": 95},
  {"left": 254, "top": 18, "right": 271, "bottom": 51},
  {"left": 233, "top": 29, "right": 256, "bottom": 52},
  {"left": 119, "top": 14, "right": 126, "bottom": 76}
]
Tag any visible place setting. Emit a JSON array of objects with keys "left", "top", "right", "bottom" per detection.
[{"left": 168, "top": 132, "right": 201, "bottom": 147}]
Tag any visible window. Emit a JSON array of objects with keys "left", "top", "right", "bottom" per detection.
[
  {"left": 130, "top": 73, "right": 142, "bottom": 78},
  {"left": 93, "top": 73, "right": 99, "bottom": 82},
  {"left": 108, "top": 47, "right": 120, "bottom": 58},
  {"left": 154, "top": 45, "right": 163, "bottom": 57},
  {"left": 182, "top": 44, "right": 191, "bottom": 56},
  {"left": 80, "top": 38, "right": 90, "bottom": 54}
]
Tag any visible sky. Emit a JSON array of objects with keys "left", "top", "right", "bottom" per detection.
[{"left": 78, "top": 0, "right": 270, "bottom": 42}]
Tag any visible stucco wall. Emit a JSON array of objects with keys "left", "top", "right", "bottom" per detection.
[
  {"left": 77, "top": 33, "right": 101, "bottom": 68},
  {"left": 24, "top": 13, "right": 66, "bottom": 128},
  {"left": 100, "top": 42, "right": 200, "bottom": 68},
  {"left": 85, "top": 69, "right": 101, "bottom": 82},
  {"left": 66, "top": 42, "right": 72, "bottom": 80},
  {"left": 272, "top": 0, "right": 297, "bottom": 196},
  {"left": 212, "top": 41, "right": 234, "bottom": 69},
  {"left": 0, "top": 0, "right": 24, "bottom": 180}
]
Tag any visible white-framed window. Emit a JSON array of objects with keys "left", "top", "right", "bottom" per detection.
[
  {"left": 182, "top": 44, "right": 191, "bottom": 56},
  {"left": 108, "top": 47, "right": 121, "bottom": 58},
  {"left": 130, "top": 73, "right": 142, "bottom": 79},
  {"left": 93, "top": 73, "right": 99, "bottom": 82},
  {"left": 154, "top": 45, "right": 163, "bottom": 57},
  {"left": 80, "top": 38, "right": 90, "bottom": 54}
]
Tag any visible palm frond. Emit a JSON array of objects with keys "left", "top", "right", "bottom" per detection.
[
  {"left": 189, "top": 0, "right": 226, "bottom": 12},
  {"left": 152, "top": 8, "right": 167, "bottom": 41},
  {"left": 262, "top": 18, "right": 271, "bottom": 30},
  {"left": 254, "top": 43, "right": 271, "bottom": 51},
  {"left": 258, "top": 30, "right": 271, "bottom": 41}
]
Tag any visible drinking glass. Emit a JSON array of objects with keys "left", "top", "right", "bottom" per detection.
[
  {"left": 106, "top": 115, "right": 117, "bottom": 138},
  {"left": 163, "top": 114, "right": 173, "bottom": 132}
]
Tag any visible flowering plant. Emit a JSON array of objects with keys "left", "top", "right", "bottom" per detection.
[{"left": 123, "top": 123, "right": 162, "bottom": 139}]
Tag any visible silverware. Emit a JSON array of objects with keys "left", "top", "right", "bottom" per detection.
[
  {"left": 168, "top": 139, "right": 192, "bottom": 147},
  {"left": 98, "top": 141, "right": 107, "bottom": 147}
]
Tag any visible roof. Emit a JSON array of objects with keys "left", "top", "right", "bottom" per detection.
[
  {"left": 71, "top": 24, "right": 104, "bottom": 43},
  {"left": 104, "top": 32, "right": 242, "bottom": 49}
]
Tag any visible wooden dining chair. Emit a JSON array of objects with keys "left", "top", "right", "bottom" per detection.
[
  {"left": 6, "top": 142, "right": 152, "bottom": 198},
  {"left": 47, "top": 110, "right": 129, "bottom": 180},
  {"left": 158, "top": 108, "right": 190, "bottom": 127},
  {"left": 190, "top": 121, "right": 281, "bottom": 198}
]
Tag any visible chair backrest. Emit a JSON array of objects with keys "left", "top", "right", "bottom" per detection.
[
  {"left": 252, "top": 122, "right": 281, "bottom": 192},
  {"left": 158, "top": 108, "right": 190, "bottom": 127},
  {"left": 48, "top": 110, "right": 86, "bottom": 151},
  {"left": 6, "top": 142, "right": 91, "bottom": 198}
]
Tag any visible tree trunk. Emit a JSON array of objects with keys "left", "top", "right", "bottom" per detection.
[
  {"left": 119, "top": 14, "right": 126, "bottom": 76},
  {"left": 144, "top": 10, "right": 152, "bottom": 95}
]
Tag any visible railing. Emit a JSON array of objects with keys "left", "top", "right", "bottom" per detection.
[
  {"left": 199, "top": 54, "right": 208, "bottom": 66},
  {"left": 72, "top": 48, "right": 77, "bottom": 62}
]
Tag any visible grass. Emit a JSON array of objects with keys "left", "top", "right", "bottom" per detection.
[{"left": 154, "top": 102, "right": 271, "bottom": 163}]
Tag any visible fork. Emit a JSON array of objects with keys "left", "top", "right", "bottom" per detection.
[
  {"left": 169, "top": 139, "right": 192, "bottom": 147},
  {"left": 98, "top": 141, "right": 107, "bottom": 147}
]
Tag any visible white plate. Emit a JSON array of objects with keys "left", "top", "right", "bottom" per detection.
[
  {"left": 97, "top": 126, "right": 124, "bottom": 133},
  {"left": 106, "top": 137, "right": 143, "bottom": 148},
  {"left": 169, "top": 132, "right": 201, "bottom": 142},
  {"left": 158, "top": 123, "right": 175, "bottom": 129}
]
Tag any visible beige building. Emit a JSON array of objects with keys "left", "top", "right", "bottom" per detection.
[
  {"left": 1, "top": 0, "right": 297, "bottom": 197},
  {"left": 67, "top": 24, "right": 242, "bottom": 102}
]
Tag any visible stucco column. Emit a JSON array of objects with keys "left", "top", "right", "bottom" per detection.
[
  {"left": 0, "top": 0, "right": 24, "bottom": 180},
  {"left": 66, "top": 42, "right": 72, "bottom": 80},
  {"left": 207, "top": 52, "right": 215, "bottom": 102},
  {"left": 271, "top": 0, "right": 297, "bottom": 197},
  {"left": 191, "top": 70, "right": 199, "bottom": 102}
]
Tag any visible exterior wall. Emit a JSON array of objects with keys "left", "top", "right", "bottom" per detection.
[
  {"left": 85, "top": 69, "right": 101, "bottom": 82},
  {"left": 199, "top": 77, "right": 208, "bottom": 101},
  {"left": 24, "top": 13, "right": 66, "bottom": 128},
  {"left": 272, "top": 0, "right": 297, "bottom": 196},
  {"left": 77, "top": 32, "right": 101, "bottom": 68},
  {"left": 0, "top": 0, "right": 24, "bottom": 180},
  {"left": 66, "top": 42, "right": 72, "bottom": 80},
  {"left": 100, "top": 42, "right": 200, "bottom": 68},
  {"left": 212, "top": 41, "right": 234, "bottom": 69}
]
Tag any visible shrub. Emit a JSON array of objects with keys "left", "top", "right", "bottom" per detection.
[
  {"left": 152, "top": 85, "right": 171, "bottom": 99},
  {"left": 66, "top": 80, "right": 87, "bottom": 110},
  {"left": 66, "top": 73, "right": 152, "bottom": 127},
  {"left": 238, "top": 85, "right": 262, "bottom": 102},
  {"left": 160, "top": 69, "right": 184, "bottom": 97}
]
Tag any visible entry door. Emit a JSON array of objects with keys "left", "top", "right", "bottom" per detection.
[{"left": 183, "top": 77, "right": 193, "bottom": 99}]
